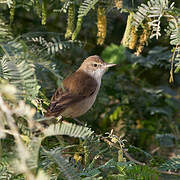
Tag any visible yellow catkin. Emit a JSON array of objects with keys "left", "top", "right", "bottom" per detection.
[
  {"left": 135, "top": 24, "right": 151, "bottom": 56},
  {"left": 65, "top": 3, "right": 75, "bottom": 39},
  {"left": 35, "top": 0, "right": 41, "bottom": 18},
  {"left": 97, "top": 7, "right": 106, "bottom": 45},
  {"left": 121, "top": 12, "right": 134, "bottom": 47},
  {"left": 136, "top": 119, "right": 143, "bottom": 129},
  {"left": 169, "top": 46, "right": 178, "bottom": 83},
  {"left": 128, "top": 26, "right": 138, "bottom": 49},
  {"left": 41, "top": 0, "right": 47, "bottom": 25},
  {"left": 114, "top": 0, "right": 123, "bottom": 9},
  {"left": 71, "top": 17, "right": 82, "bottom": 41},
  {"left": 10, "top": 0, "right": 16, "bottom": 25}
]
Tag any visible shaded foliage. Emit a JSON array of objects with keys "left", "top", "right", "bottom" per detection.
[{"left": 0, "top": 0, "right": 180, "bottom": 179}]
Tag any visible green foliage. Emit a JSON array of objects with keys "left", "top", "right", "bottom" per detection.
[
  {"left": 159, "top": 157, "right": 180, "bottom": 171},
  {"left": 0, "top": 82, "right": 93, "bottom": 179},
  {"left": 126, "top": 46, "right": 171, "bottom": 69},
  {"left": 72, "top": 17, "right": 83, "bottom": 41},
  {"left": 101, "top": 44, "right": 126, "bottom": 64},
  {"left": 169, "top": 17, "right": 180, "bottom": 46},
  {"left": 174, "top": 46, "right": 180, "bottom": 72},
  {"left": 133, "top": 0, "right": 174, "bottom": 39},
  {"left": 0, "top": 0, "right": 13, "bottom": 8},
  {"left": 41, "top": 0, "right": 47, "bottom": 25},
  {"left": 0, "top": 41, "right": 40, "bottom": 100},
  {"left": 125, "top": 165, "right": 159, "bottom": 179},
  {"left": 78, "top": 0, "right": 99, "bottom": 18},
  {"left": 131, "top": 0, "right": 180, "bottom": 72},
  {"left": 155, "top": 133, "right": 176, "bottom": 147},
  {"left": 96, "top": 44, "right": 179, "bottom": 152},
  {"left": 65, "top": 2, "right": 75, "bottom": 39},
  {"left": 42, "top": 147, "right": 81, "bottom": 180},
  {"left": 22, "top": 32, "right": 82, "bottom": 55},
  {"left": 9, "top": 0, "right": 15, "bottom": 24},
  {"left": 0, "top": 0, "right": 180, "bottom": 179},
  {"left": 43, "top": 122, "right": 94, "bottom": 139},
  {"left": 0, "top": 158, "right": 12, "bottom": 179},
  {"left": 0, "top": 14, "right": 13, "bottom": 41}
]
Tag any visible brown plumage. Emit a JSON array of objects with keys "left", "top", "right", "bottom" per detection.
[
  {"left": 45, "top": 70, "right": 97, "bottom": 118},
  {"left": 45, "top": 55, "right": 116, "bottom": 118}
]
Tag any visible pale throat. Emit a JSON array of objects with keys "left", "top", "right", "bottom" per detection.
[{"left": 84, "top": 68, "right": 105, "bottom": 86}]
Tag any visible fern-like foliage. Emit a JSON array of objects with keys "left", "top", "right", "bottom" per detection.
[
  {"left": 133, "top": 3, "right": 149, "bottom": 28},
  {"left": 0, "top": 41, "right": 40, "bottom": 100},
  {"left": 0, "top": 159, "right": 12, "bottom": 179},
  {"left": 0, "top": 31, "right": 82, "bottom": 100},
  {"left": 126, "top": 0, "right": 180, "bottom": 76},
  {"left": 168, "top": 16, "right": 180, "bottom": 73},
  {"left": 0, "top": 82, "right": 93, "bottom": 179},
  {"left": 43, "top": 147, "right": 81, "bottom": 180},
  {"left": 133, "top": 0, "right": 174, "bottom": 39},
  {"left": 71, "top": 0, "right": 99, "bottom": 41},
  {"left": 0, "top": 56, "right": 39, "bottom": 99},
  {"left": 22, "top": 32, "right": 81, "bottom": 56},
  {"left": 174, "top": 46, "right": 180, "bottom": 73},
  {"left": 78, "top": 0, "right": 99, "bottom": 18},
  {"left": 0, "top": 0, "right": 13, "bottom": 8},
  {"left": 169, "top": 17, "right": 180, "bottom": 46},
  {"left": 159, "top": 157, "right": 180, "bottom": 171},
  {"left": 53, "top": 0, "right": 71, "bottom": 13},
  {"left": 147, "top": 0, "right": 171, "bottom": 39},
  {"left": 26, "top": 137, "right": 42, "bottom": 169},
  {"left": 43, "top": 121, "right": 94, "bottom": 139},
  {"left": 0, "top": 14, "right": 13, "bottom": 42}
]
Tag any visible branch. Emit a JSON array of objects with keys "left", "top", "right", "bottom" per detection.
[
  {"left": 158, "top": 170, "right": 180, "bottom": 176},
  {"left": 100, "top": 137, "right": 146, "bottom": 166},
  {"left": 123, "top": 148, "right": 146, "bottom": 166},
  {"left": 101, "top": 136, "right": 180, "bottom": 176}
]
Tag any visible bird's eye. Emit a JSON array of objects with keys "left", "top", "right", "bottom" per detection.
[{"left": 93, "top": 63, "right": 98, "bottom": 67}]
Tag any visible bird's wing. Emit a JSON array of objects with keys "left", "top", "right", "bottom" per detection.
[{"left": 45, "top": 70, "right": 98, "bottom": 117}]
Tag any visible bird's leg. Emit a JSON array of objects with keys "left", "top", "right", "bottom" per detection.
[{"left": 73, "top": 118, "right": 85, "bottom": 126}]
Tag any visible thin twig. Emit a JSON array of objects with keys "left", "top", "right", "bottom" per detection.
[
  {"left": 101, "top": 137, "right": 146, "bottom": 166},
  {"left": 123, "top": 149, "right": 146, "bottom": 166},
  {"left": 101, "top": 136, "right": 180, "bottom": 176},
  {"left": 158, "top": 170, "right": 180, "bottom": 176},
  {"left": 150, "top": 146, "right": 160, "bottom": 154}
]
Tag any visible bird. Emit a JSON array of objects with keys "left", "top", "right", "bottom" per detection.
[{"left": 45, "top": 55, "right": 116, "bottom": 119}]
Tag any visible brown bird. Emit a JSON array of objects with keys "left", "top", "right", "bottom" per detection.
[{"left": 45, "top": 55, "right": 116, "bottom": 119}]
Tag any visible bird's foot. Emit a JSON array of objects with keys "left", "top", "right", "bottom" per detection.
[{"left": 73, "top": 118, "right": 85, "bottom": 126}]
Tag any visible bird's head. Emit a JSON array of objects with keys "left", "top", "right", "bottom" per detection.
[{"left": 79, "top": 55, "right": 116, "bottom": 79}]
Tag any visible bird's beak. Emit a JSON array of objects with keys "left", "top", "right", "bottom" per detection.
[{"left": 104, "top": 63, "right": 116, "bottom": 68}]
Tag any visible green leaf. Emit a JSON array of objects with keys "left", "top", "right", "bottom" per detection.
[
  {"left": 101, "top": 44, "right": 126, "bottom": 64},
  {"left": 78, "top": 0, "right": 99, "bottom": 18},
  {"left": 43, "top": 121, "right": 94, "bottom": 139}
]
